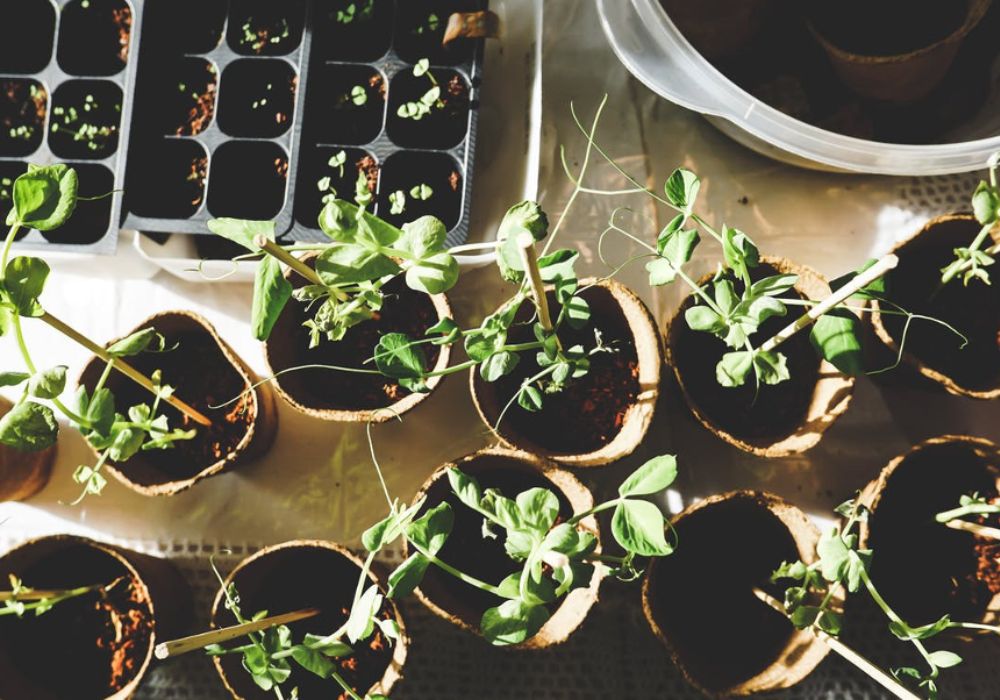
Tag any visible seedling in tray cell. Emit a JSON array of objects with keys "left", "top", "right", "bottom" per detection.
[
  {"left": 377, "top": 151, "right": 462, "bottom": 228},
  {"left": 394, "top": 1, "right": 480, "bottom": 65},
  {"left": 56, "top": 0, "right": 133, "bottom": 77},
  {"left": 39, "top": 162, "right": 114, "bottom": 245},
  {"left": 298, "top": 147, "right": 378, "bottom": 228},
  {"left": 306, "top": 64, "right": 385, "bottom": 146},
  {"left": 228, "top": 0, "right": 305, "bottom": 57},
  {"left": 315, "top": 0, "right": 391, "bottom": 62},
  {"left": 388, "top": 60, "right": 470, "bottom": 149},
  {"left": 218, "top": 59, "right": 296, "bottom": 139},
  {"left": 157, "top": 58, "right": 217, "bottom": 137},
  {"left": 0, "top": 80, "right": 47, "bottom": 158},
  {"left": 48, "top": 80, "right": 123, "bottom": 160},
  {"left": 141, "top": 0, "right": 226, "bottom": 55}
]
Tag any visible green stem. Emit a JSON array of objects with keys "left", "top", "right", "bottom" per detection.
[
  {"left": 329, "top": 669, "right": 364, "bottom": 700},
  {"left": 948, "top": 621, "right": 1000, "bottom": 634},
  {"left": 0, "top": 580, "right": 113, "bottom": 617},
  {"left": 408, "top": 539, "right": 503, "bottom": 596},
  {"left": 567, "top": 499, "right": 621, "bottom": 526},
  {"left": 935, "top": 503, "right": 1000, "bottom": 523},
  {"left": 858, "top": 567, "right": 938, "bottom": 678},
  {"left": 0, "top": 223, "right": 20, "bottom": 275}
]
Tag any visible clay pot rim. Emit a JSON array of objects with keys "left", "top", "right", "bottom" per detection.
[
  {"left": 665, "top": 256, "right": 856, "bottom": 457},
  {"left": 807, "top": 0, "right": 992, "bottom": 65},
  {"left": 79, "top": 309, "right": 270, "bottom": 496},
  {"left": 641, "top": 490, "right": 830, "bottom": 697},
  {"left": 263, "top": 253, "right": 454, "bottom": 422},
  {"left": 209, "top": 539, "right": 408, "bottom": 700},
  {"left": 469, "top": 277, "right": 663, "bottom": 467},
  {"left": 0, "top": 534, "right": 159, "bottom": 700},
  {"left": 869, "top": 213, "right": 1000, "bottom": 400},
  {"left": 404, "top": 445, "right": 603, "bottom": 649}
]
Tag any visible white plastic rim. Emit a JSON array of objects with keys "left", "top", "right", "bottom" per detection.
[{"left": 596, "top": 0, "right": 1000, "bottom": 176}]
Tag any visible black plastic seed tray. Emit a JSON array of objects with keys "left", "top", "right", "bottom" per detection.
[
  {"left": 123, "top": 0, "right": 488, "bottom": 252},
  {"left": 0, "top": 0, "right": 139, "bottom": 254}
]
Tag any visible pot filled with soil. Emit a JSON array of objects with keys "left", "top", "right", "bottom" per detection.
[
  {"left": 858, "top": 435, "right": 1000, "bottom": 626},
  {"left": 210, "top": 540, "right": 406, "bottom": 700},
  {"left": 78, "top": 311, "right": 279, "bottom": 496},
  {"left": 642, "top": 491, "right": 829, "bottom": 696},
  {"left": 0, "top": 534, "right": 190, "bottom": 700},
  {"left": 808, "top": 0, "right": 992, "bottom": 102},
  {"left": 264, "top": 253, "right": 452, "bottom": 422},
  {"left": 470, "top": 278, "right": 662, "bottom": 468},
  {"left": 870, "top": 215, "right": 1000, "bottom": 399},
  {"left": 666, "top": 257, "right": 855, "bottom": 457},
  {"left": 405, "top": 446, "right": 602, "bottom": 648},
  {"left": 0, "top": 395, "right": 55, "bottom": 502},
  {"left": 659, "top": 0, "right": 779, "bottom": 61}
]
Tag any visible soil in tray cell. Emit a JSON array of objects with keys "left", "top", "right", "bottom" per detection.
[
  {"left": 227, "top": 0, "right": 306, "bottom": 57},
  {"left": 57, "top": 0, "right": 133, "bottom": 76},
  {"left": 394, "top": 0, "right": 483, "bottom": 66},
  {"left": 207, "top": 141, "right": 289, "bottom": 220},
  {"left": 296, "top": 146, "right": 378, "bottom": 228},
  {"left": 387, "top": 67, "right": 470, "bottom": 149},
  {"left": 217, "top": 59, "right": 296, "bottom": 139},
  {"left": 313, "top": 0, "right": 394, "bottom": 62},
  {"left": 0, "top": 162, "right": 29, "bottom": 242},
  {"left": 0, "top": 0, "right": 56, "bottom": 74},
  {"left": 141, "top": 0, "right": 226, "bottom": 54},
  {"left": 41, "top": 162, "right": 114, "bottom": 245},
  {"left": 377, "top": 151, "right": 463, "bottom": 229},
  {"left": 0, "top": 79, "right": 47, "bottom": 158},
  {"left": 304, "top": 64, "right": 385, "bottom": 146},
  {"left": 137, "top": 57, "right": 217, "bottom": 137},
  {"left": 48, "top": 79, "right": 123, "bottom": 160},
  {"left": 126, "top": 139, "right": 208, "bottom": 219}
]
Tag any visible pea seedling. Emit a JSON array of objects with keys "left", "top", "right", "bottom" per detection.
[
  {"left": 940, "top": 153, "right": 1000, "bottom": 286},
  {"left": 396, "top": 59, "right": 444, "bottom": 121},
  {"left": 936, "top": 493, "right": 1000, "bottom": 541},
  {"left": 1, "top": 573, "right": 127, "bottom": 618},
  {"left": 335, "top": 0, "right": 375, "bottom": 25},
  {"left": 0, "top": 164, "right": 205, "bottom": 502}
]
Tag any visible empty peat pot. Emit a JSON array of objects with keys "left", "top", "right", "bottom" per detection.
[
  {"left": 405, "top": 447, "right": 601, "bottom": 648},
  {"left": 870, "top": 214, "right": 1000, "bottom": 399},
  {"left": 211, "top": 540, "right": 406, "bottom": 699},
  {"left": 808, "top": 0, "right": 992, "bottom": 102},
  {"left": 471, "top": 278, "right": 662, "bottom": 467},
  {"left": 78, "top": 311, "right": 278, "bottom": 496},
  {"left": 0, "top": 395, "right": 55, "bottom": 501},
  {"left": 659, "top": 0, "right": 778, "bottom": 60},
  {"left": 642, "top": 491, "right": 829, "bottom": 696},
  {"left": 0, "top": 534, "right": 190, "bottom": 700},
  {"left": 264, "top": 253, "right": 452, "bottom": 422},
  {"left": 858, "top": 435, "right": 1000, "bottom": 626},
  {"left": 666, "top": 258, "right": 854, "bottom": 457}
]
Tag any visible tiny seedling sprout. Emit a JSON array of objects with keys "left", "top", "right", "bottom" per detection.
[
  {"left": 396, "top": 59, "right": 443, "bottom": 121},
  {"left": 935, "top": 493, "right": 1000, "bottom": 541}
]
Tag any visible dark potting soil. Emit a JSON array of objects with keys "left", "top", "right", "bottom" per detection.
[
  {"left": 90, "top": 330, "right": 254, "bottom": 480},
  {"left": 879, "top": 218, "right": 1000, "bottom": 393},
  {"left": 0, "top": 0, "right": 55, "bottom": 74},
  {"left": 487, "top": 285, "right": 640, "bottom": 455},
  {"left": 270, "top": 275, "right": 441, "bottom": 411},
  {"left": 217, "top": 59, "right": 296, "bottom": 138},
  {"left": 57, "top": 0, "right": 132, "bottom": 76},
  {"left": 206, "top": 141, "right": 289, "bottom": 220},
  {"left": 647, "top": 494, "right": 799, "bottom": 693},
  {"left": 867, "top": 441, "right": 999, "bottom": 624},
  {"left": 376, "top": 151, "right": 463, "bottom": 229},
  {"left": 670, "top": 266, "right": 820, "bottom": 443},
  {"left": 227, "top": 0, "right": 305, "bottom": 57},
  {"left": 155, "top": 58, "right": 217, "bottom": 137},
  {"left": 386, "top": 70, "right": 470, "bottom": 150},
  {"left": 0, "top": 79, "right": 46, "bottom": 157},
  {"left": 215, "top": 545, "right": 395, "bottom": 699},
  {"left": 127, "top": 140, "right": 208, "bottom": 218},
  {"left": 141, "top": 0, "right": 226, "bottom": 54},
  {"left": 808, "top": 0, "right": 968, "bottom": 57},
  {"left": 416, "top": 456, "right": 574, "bottom": 627},
  {"left": 306, "top": 64, "right": 385, "bottom": 146},
  {"left": 0, "top": 544, "right": 152, "bottom": 699}
]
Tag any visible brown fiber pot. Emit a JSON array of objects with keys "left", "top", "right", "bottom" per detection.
[
  {"left": 642, "top": 491, "right": 829, "bottom": 696},
  {"left": 0, "top": 395, "right": 55, "bottom": 501},
  {"left": 858, "top": 435, "right": 1000, "bottom": 628},
  {"left": 809, "top": 0, "right": 992, "bottom": 102},
  {"left": 660, "top": 0, "right": 778, "bottom": 61},
  {"left": 405, "top": 447, "right": 601, "bottom": 648},
  {"left": 869, "top": 214, "right": 1000, "bottom": 400},
  {"left": 470, "top": 278, "right": 663, "bottom": 468},
  {"left": 263, "top": 253, "right": 453, "bottom": 422},
  {"left": 78, "top": 311, "right": 278, "bottom": 496},
  {"left": 665, "top": 257, "right": 855, "bottom": 457},
  {"left": 0, "top": 535, "right": 191, "bottom": 700},
  {"left": 210, "top": 540, "right": 407, "bottom": 700}
]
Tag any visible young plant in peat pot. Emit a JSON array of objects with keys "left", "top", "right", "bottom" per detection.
[{"left": 0, "top": 535, "right": 190, "bottom": 700}]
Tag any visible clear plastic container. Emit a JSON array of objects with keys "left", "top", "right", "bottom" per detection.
[{"left": 597, "top": 0, "right": 1000, "bottom": 175}]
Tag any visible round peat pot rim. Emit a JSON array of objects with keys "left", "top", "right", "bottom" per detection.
[
  {"left": 78, "top": 309, "right": 276, "bottom": 496},
  {"left": 209, "top": 539, "right": 407, "bottom": 700},
  {"left": 469, "top": 278, "right": 663, "bottom": 468},
  {"left": 0, "top": 534, "right": 158, "bottom": 700},
  {"left": 666, "top": 256, "right": 856, "bottom": 457},
  {"left": 869, "top": 213, "right": 1000, "bottom": 400},
  {"left": 405, "top": 446, "right": 602, "bottom": 648},
  {"left": 262, "top": 252, "right": 453, "bottom": 422},
  {"left": 858, "top": 434, "right": 1000, "bottom": 625},
  {"left": 641, "top": 490, "right": 830, "bottom": 697},
  {"left": 0, "top": 395, "right": 56, "bottom": 502}
]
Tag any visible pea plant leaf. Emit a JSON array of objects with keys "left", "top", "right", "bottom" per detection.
[
  {"left": 496, "top": 200, "right": 549, "bottom": 282},
  {"left": 6, "top": 164, "right": 78, "bottom": 230},
  {"left": 27, "top": 366, "right": 66, "bottom": 400},
  {"left": 664, "top": 168, "right": 700, "bottom": 213},
  {"left": 0, "top": 401, "right": 58, "bottom": 451},
  {"left": 618, "top": 455, "right": 678, "bottom": 497},
  {"left": 480, "top": 599, "right": 551, "bottom": 646},
  {"left": 4, "top": 256, "right": 49, "bottom": 317},
  {"left": 251, "top": 256, "right": 293, "bottom": 341},
  {"left": 809, "top": 308, "right": 863, "bottom": 375},
  {"left": 107, "top": 328, "right": 166, "bottom": 357},
  {"left": 405, "top": 252, "right": 459, "bottom": 295},
  {"left": 611, "top": 499, "right": 672, "bottom": 556},
  {"left": 205, "top": 218, "right": 273, "bottom": 252},
  {"left": 373, "top": 333, "right": 428, "bottom": 391}
]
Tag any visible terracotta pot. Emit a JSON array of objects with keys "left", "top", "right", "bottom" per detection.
[
  {"left": 211, "top": 540, "right": 407, "bottom": 700},
  {"left": 642, "top": 491, "right": 829, "bottom": 696},
  {"left": 809, "top": 0, "right": 992, "bottom": 102},
  {"left": 660, "top": 0, "right": 778, "bottom": 61},
  {"left": 264, "top": 253, "right": 453, "bottom": 422},
  {"left": 0, "top": 534, "right": 190, "bottom": 700},
  {"left": 870, "top": 214, "right": 1000, "bottom": 399},
  {"left": 470, "top": 278, "right": 663, "bottom": 467},
  {"left": 405, "top": 447, "right": 601, "bottom": 648},
  {"left": 78, "top": 310, "right": 278, "bottom": 496},
  {"left": 0, "top": 395, "right": 56, "bottom": 501},
  {"left": 665, "top": 257, "right": 855, "bottom": 457},
  {"left": 858, "top": 435, "right": 1000, "bottom": 627}
]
